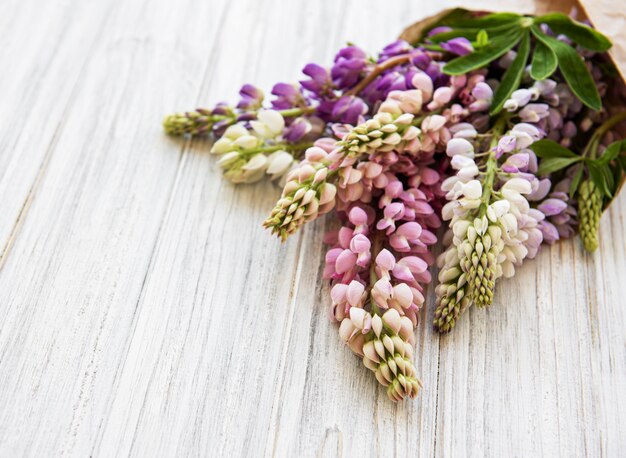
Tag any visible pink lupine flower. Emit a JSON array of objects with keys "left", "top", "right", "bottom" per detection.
[
  {"left": 376, "top": 202, "right": 405, "bottom": 233},
  {"left": 469, "top": 82, "right": 493, "bottom": 111},
  {"left": 389, "top": 222, "right": 423, "bottom": 252}
]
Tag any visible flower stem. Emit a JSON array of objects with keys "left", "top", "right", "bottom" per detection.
[
  {"left": 368, "top": 231, "right": 385, "bottom": 316},
  {"left": 479, "top": 116, "right": 509, "bottom": 217},
  {"left": 346, "top": 54, "right": 413, "bottom": 97},
  {"left": 239, "top": 141, "right": 313, "bottom": 158}
]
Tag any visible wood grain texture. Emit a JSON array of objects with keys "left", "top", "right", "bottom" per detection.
[{"left": 0, "top": 0, "right": 624, "bottom": 456}]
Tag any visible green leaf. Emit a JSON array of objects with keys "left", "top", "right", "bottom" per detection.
[
  {"left": 443, "top": 29, "right": 523, "bottom": 75},
  {"left": 490, "top": 31, "right": 530, "bottom": 115},
  {"left": 588, "top": 161, "right": 614, "bottom": 197},
  {"left": 530, "top": 139, "right": 578, "bottom": 159},
  {"left": 429, "top": 29, "right": 481, "bottom": 44},
  {"left": 619, "top": 156, "right": 626, "bottom": 173},
  {"left": 535, "top": 13, "right": 612, "bottom": 52},
  {"left": 587, "top": 162, "right": 607, "bottom": 197},
  {"left": 476, "top": 29, "right": 489, "bottom": 47},
  {"left": 604, "top": 168, "right": 616, "bottom": 196},
  {"left": 598, "top": 140, "right": 626, "bottom": 165},
  {"left": 569, "top": 165, "right": 584, "bottom": 197},
  {"left": 445, "top": 12, "right": 523, "bottom": 29},
  {"left": 429, "top": 24, "right": 516, "bottom": 44},
  {"left": 530, "top": 39, "right": 558, "bottom": 80},
  {"left": 537, "top": 156, "right": 582, "bottom": 175},
  {"left": 612, "top": 162, "right": 623, "bottom": 196},
  {"left": 532, "top": 27, "right": 602, "bottom": 111},
  {"left": 422, "top": 43, "right": 445, "bottom": 52}
]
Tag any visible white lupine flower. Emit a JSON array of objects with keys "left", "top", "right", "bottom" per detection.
[
  {"left": 452, "top": 219, "right": 471, "bottom": 238},
  {"left": 441, "top": 176, "right": 461, "bottom": 192},
  {"left": 503, "top": 88, "right": 533, "bottom": 111},
  {"left": 450, "top": 154, "right": 474, "bottom": 170},
  {"left": 240, "top": 153, "right": 269, "bottom": 183},
  {"left": 441, "top": 201, "right": 458, "bottom": 221},
  {"left": 450, "top": 155, "right": 479, "bottom": 180},
  {"left": 500, "top": 212, "right": 518, "bottom": 234},
  {"left": 266, "top": 150, "right": 293, "bottom": 179},
  {"left": 511, "top": 123, "right": 542, "bottom": 148},
  {"left": 250, "top": 110, "right": 285, "bottom": 138},
  {"left": 233, "top": 134, "right": 259, "bottom": 149},
  {"left": 421, "top": 114, "right": 447, "bottom": 131},
  {"left": 460, "top": 180, "right": 482, "bottom": 199},
  {"left": 449, "top": 122, "right": 478, "bottom": 139},
  {"left": 502, "top": 178, "right": 532, "bottom": 194},
  {"left": 532, "top": 79, "right": 557, "bottom": 97},
  {"left": 211, "top": 125, "right": 260, "bottom": 154},
  {"left": 224, "top": 124, "right": 249, "bottom": 139},
  {"left": 216, "top": 151, "right": 241, "bottom": 168},
  {"left": 486, "top": 200, "right": 510, "bottom": 221},
  {"left": 210, "top": 137, "right": 235, "bottom": 154},
  {"left": 472, "top": 215, "right": 488, "bottom": 235},
  {"left": 446, "top": 138, "right": 475, "bottom": 158}
]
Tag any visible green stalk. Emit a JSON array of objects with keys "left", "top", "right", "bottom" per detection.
[
  {"left": 478, "top": 115, "right": 509, "bottom": 217},
  {"left": 238, "top": 141, "right": 313, "bottom": 158}
]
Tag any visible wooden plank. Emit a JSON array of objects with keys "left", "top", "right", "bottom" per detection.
[
  {"left": 0, "top": 0, "right": 118, "bottom": 264},
  {"left": 0, "top": 0, "right": 230, "bottom": 455}
]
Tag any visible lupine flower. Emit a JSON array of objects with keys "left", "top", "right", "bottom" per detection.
[
  {"left": 440, "top": 37, "right": 473, "bottom": 56},
  {"left": 271, "top": 83, "right": 307, "bottom": 109},
  {"left": 237, "top": 84, "right": 264, "bottom": 110},
  {"left": 331, "top": 45, "right": 368, "bottom": 90}
]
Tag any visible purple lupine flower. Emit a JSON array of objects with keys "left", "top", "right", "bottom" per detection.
[
  {"left": 469, "top": 82, "right": 493, "bottom": 112},
  {"left": 211, "top": 102, "right": 235, "bottom": 136},
  {"left": 379, "top": 40, "right": 412, "bottom": 61},
  {"left": 363, "top": 71, "right": 408, "bottom": 104},
  {"left": 237, "top": 84, "right": 264, "bottom": 110},
  {"left": 410, "top": 50, "right": 432, "bottom": 71},
  {"left": 495, "top": 135, "right": 517, "bottom": 158},
  {"left": 428, "top": 26, "right": 452, "bottom": 36},
  {"left": 271, "top": 83, "right": 306, "bottom": 109},
  {"left": 502, "top": 152, "right": 530, "bottom": 173},
  {"left": 440, "top": 37, "right": 473, "bottom": 56},
  {"left": 331, "top": 95, "right": 368, "bottom": 124},
  {"left": 331, "top": 45, "right": 368, "bottom": 90},
  {"left": 283, "top": 117, "right": 312, "bottom": 143},
  {"left": 536, "top": 179, "right": 577, "bottom": 242},
  {"left": 300, "top": 63, "right": 333, "bottom": 98}
]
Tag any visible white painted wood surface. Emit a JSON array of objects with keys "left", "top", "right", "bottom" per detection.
[{"left": 0, "top": 0, "right": 624, "bottom": 456}]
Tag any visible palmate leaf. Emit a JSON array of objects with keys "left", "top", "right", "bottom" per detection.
[
  {"left": 536, "top": 13, "right": 612, "bottom": 51},
  {"left": 443, "top": 28, "right": 523, "bottom": 75},
  {"left": 531, "top": 26, "right": 602, "bottom": 111},
  {"left": 530, "top": 39, "right": 558, "bottom": 80},
  {"left": 490, "top": 31, "right": 530, "bottom": 114}
]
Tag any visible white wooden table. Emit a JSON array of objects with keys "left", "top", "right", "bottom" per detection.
[{"left": 0, "top": 0, "right": 625, "bottom": 456}]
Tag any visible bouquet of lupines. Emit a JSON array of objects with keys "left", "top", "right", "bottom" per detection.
[{"left": 163, "top": 9, "right": 626, "bottom": 401}]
